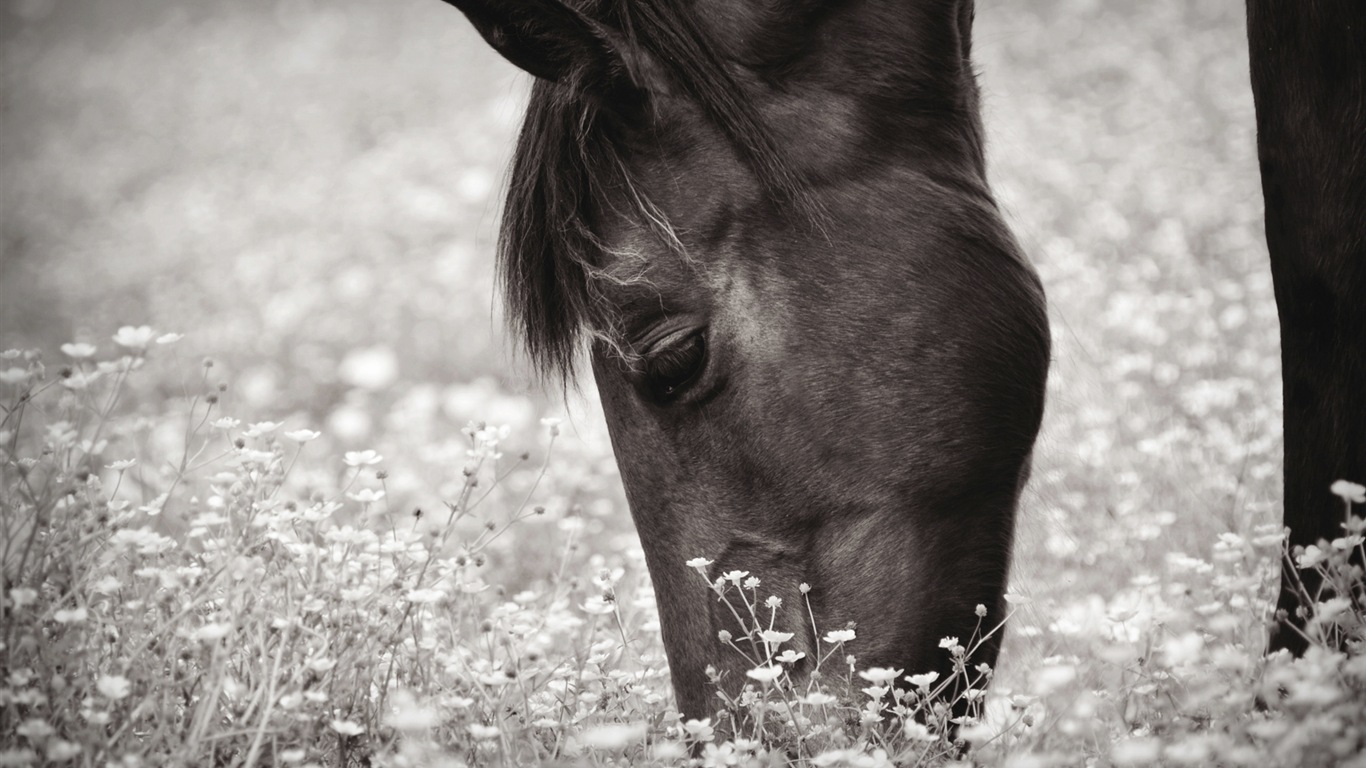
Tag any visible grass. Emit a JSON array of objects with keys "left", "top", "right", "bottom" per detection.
[
  {"left": 1, "top": 335, "right": 1364, "bottom": 766},
  {"left": 2, "top": 0, "right": 1364, "bottom": 765}
]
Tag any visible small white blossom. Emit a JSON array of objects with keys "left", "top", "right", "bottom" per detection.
[
  {"left": 746, "top": 665, "right": 784, "bottom": 683},
  {"left": 16, "top": 718, "right": 54, "bottom": 739},
  {"left": 682, "top": 718, "right": 715, "bottom": 742},
  {"left": 404, "top": 588, "right": 445, "bottom": 604},
  {"left": 580, "top": 595, "right": 615, "bottom": 615},
  {"left": 112, "top": 326, "right": 157, "bottom": 350},
  {"left": 285, "top": 429, "right": 321, "bottom": 442},
  {"left": 759, "top": 629, "right": 794, "bottom": 645},
  {"left": 903, "top": 721, "right": 937, "bottom": 742},
  {"left": 721, "top": 570, "right": 749, "bottom": 585},
  {"left": 53, "top": 607, "right": 88, "bottom": 624},
  {"left": 243, "top": 421, "right": 283, "bottom": 438},
  {"left": 823, "top": 629, "right": 856, "bottom": 643},
  {"left": 190, "top": 623, "right": 233, "bottom": 642},
  {"left": 467, "top": 724, "right": 500, "bottom": 740},
  {"left": 329, "top": 719, "right": 365, "bottom": 736},
  {"left": 60, "top": 342, "right": 97, "bottom": 358},
  {"left": 1330, "top": 479, "right": 1366, "bottom": 504},
  {"left": 45, "top": 740, "right": 81, "bottom": 762},
  {"left": 580, "top": 722, "right": 648, "bottom": 750},
  {"left": 9, "top": 588, "right": 39, "bottom": 609},
  {"left": 344, "top": 450, "right": 383, "bottom": 467},
  {"left": 906, "top": 671, "right": 940, "bottom": 689},
  {"left": 857, "top": 667, "right": 903, "bottom": 684},
  {"left": 1296, "top": 544, "right": 1329, "bottom": 569},
  {"left": 96, "top": 675, "right": 132, "bottom": 700}
]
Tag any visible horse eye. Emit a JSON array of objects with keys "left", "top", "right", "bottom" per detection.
[{"left": 644, "top": 332, "right": 707, "bottom": 402}]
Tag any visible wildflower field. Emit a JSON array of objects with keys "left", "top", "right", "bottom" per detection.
[{"left": 2, "top": 0, "right": 1364, "bottom": 766}]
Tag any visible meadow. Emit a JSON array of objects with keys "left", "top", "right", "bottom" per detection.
[{"left": 1, "top": 0, "right": 1364, "bottom": 765}]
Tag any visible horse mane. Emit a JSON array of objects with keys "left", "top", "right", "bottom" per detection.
[{"left": 498, "top": 0, "right": 811, "bottom": 382}]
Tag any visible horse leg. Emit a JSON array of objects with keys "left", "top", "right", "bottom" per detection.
[{"left": 1246, "top": 0, "right": 1366, "bottom": 655}]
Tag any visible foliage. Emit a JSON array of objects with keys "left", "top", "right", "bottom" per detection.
[{"left": 2, "top": 336, "right": 1363, "bottom": 766}]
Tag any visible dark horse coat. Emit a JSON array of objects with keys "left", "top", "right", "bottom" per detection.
[{"left": 439, "top": 0, "right": 1365, "bottom": 716}]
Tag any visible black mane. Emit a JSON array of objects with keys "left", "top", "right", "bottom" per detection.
[{"left": 497, "top": 0, "right": 808, "bottom": 381}]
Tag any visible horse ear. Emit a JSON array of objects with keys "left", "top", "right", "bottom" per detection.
[{"left": 440, "top": 0, "right": 624, "bottom": 84}]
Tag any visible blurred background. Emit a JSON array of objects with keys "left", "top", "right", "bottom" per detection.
[{"left": 1, "top": 0, "right": 1282, "bottom": 665}]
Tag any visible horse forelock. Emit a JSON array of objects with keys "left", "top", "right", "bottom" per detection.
[{"left": 497, "top": 0, "right": 816, "bottom": 383}]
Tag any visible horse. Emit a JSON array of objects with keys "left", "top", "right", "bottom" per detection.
[{"left": 436, "top": 0, "right": 1366, "bottom": 718}]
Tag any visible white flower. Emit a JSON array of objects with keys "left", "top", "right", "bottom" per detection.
[
  {"left": 243, "top": 421, "right": 283, "bottom": 438},
  {"left": 404, "top": 588, "right": 445, "bottom": 604},
  {"left": 905, "top": 671, "right": 939, "bottom": 689},
  {"left": 1331, "top": 479, "right": 1366, "bottom": 504},
  {"left": 0, "top": 367, "right": 29, "bottom": 385},
  {"left": 799, "top": 692, "right": 837, "bottom": 706},
  {"left": 857, "top": 667, "right": 903, "bottom": 684},
  {"left": 105, "top": 459, "right": 137, "bottom": 471},
  {"left": 903, "top": 721, "right": 937, "bottom": 742},
  {"left": 60, "top": 342, "right": 97, "bottom": 358},
  {"left": 211, "top": 417, "right": 240, "bottom": 430},
  {"left": 745, "top": 665, "right": 783, "bottom": 683},
  {"left": 823, "top": 629, "right": 856, "bottom": 643},
  {"left": 580, "top": 595, "right": 616, "bottom": 615},
  {"left": 467, "top": 723, "right": 500, "bottom": 740},
  {"left": 1003, "top": 592, "right": 1031, "bottom": 604},
  {"left": 190, "top": 623, "right": 233, "bottom": 642},
  {"left": 759, "top": 629, "right": 794, "bottom": 645},
  {"left": 1031, "top": 664, "right": 1077, "bottom": 695},
  {"left": 62, "top": 369, "right": 101, "bottom": 390},
  {"left": 45, "top": 740, "right": 82, "bottom": 761},
  {"left": 155, "top": 333, "right": 184, "bottom": 345},
  {"left": 938, "top": 636, "right": 960, "bottom": 649},
  {"left": 343, "top": 450, "right": 383, "bottom": 467},
  {"left": 1296, "top": 544, "right": 1329, "bottom": 569},
  {"left": 16, "top": 718, "right": 54, "bottom": 739},
  {"left": 1111, "top": 737, "right": 1163, "bottom": 766},
  {"left": 1313, "top": 596, "right": 1352, "bottom": 624},
  {"left": 686, "top": 557, "right": 713, "bottom": 571},
  {"left": 112, "top": 326, "right": 157, "bottom": 350},
  {"left": 91, "top": 576, "right": 122, "bottom": 594},
  {"left": 285, "top": 429, "right": 321, "bottom": 442},
  {"left": 329, "top": 719, "right": 365, "bottom": 736},
  {"left": 9, "top": 588, "right": 39, "bottom": 609},
  {"left": 96, "top": 675, "right": 132, "bottom": 700},
  {"left": 579, "top": 722, "right": 648, "bottom": 750},
  {"left": 775, "top": 650, "right": 806, "bottom": 664},
  {"left": 721, "top": 570, "right": 749, "bottom": 585},
  {"left": 540, "top": 416, "right": 562, "bottom": 436},
  {"left": 384, "top": 691, "right": 440, "bottom": 731},
  {"left": 53, "top": 607, "right": 88, "bottom": 624},
  {"left": 682, "top": 718, "right": 715, "bottom": 742},
  {"left": 347, "top": 489, "right": 386, "bottom": 504}
]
